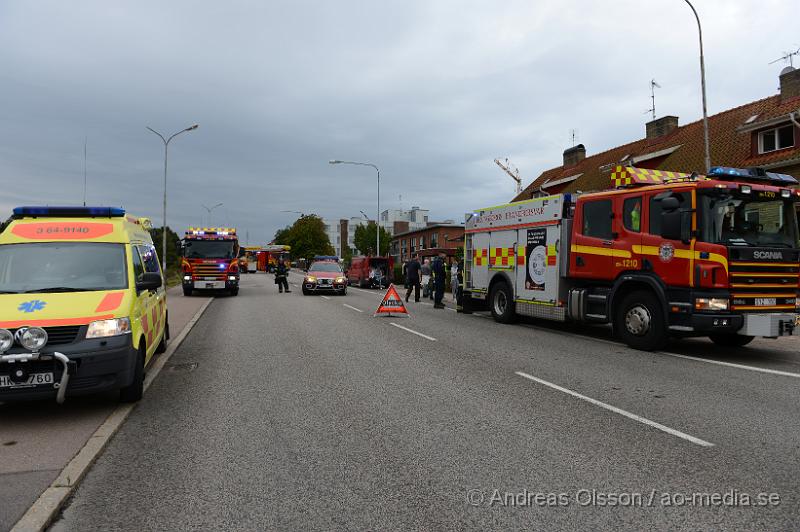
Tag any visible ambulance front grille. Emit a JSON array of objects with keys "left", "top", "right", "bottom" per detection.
[{"left": 8, "top": 326, "right": 82, "bottom": 346}]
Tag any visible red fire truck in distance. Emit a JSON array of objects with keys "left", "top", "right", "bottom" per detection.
[
  {"left": 180, "top": 227, "right": 240, "bottom": 296},
  {"left": 463, "top": 165, "right": 800, "bottom": 350}
]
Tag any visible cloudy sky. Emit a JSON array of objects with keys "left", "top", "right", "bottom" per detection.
[{"left": 0, "top": 0, "right": 795, "bottom": 244}]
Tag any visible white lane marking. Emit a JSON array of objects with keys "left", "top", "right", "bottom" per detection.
[
  {"left": 343, "top": 303, "right": 363, "bottom": 313},
  {"left": 515, "top": 371, "right": 714, "bottom": 448},
  {"left": 349, "top": 286, "right": 383, "bottom": 296},
  {"left": 390, "top": 323, "right": 437, "bottom": 341},
  {"left": 446, "top": 307, "right": 457, "bottom": 312},
  {"left": 657, "top": 351, "right": 800, "bottom": 379},
  {"left": 320, "top": 295, "right": 331, "bottom": 300}
]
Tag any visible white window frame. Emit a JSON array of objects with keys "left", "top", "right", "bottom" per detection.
[{"left": 758, "top": 125, "right": 795, "bottom": 154}]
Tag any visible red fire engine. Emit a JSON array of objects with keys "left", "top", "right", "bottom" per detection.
[
  {"left": 463, "top": 165, "right": 800, "bottom": 350},
  {"left": 180, "top": 227, "right": 240, "bottom": 296}
]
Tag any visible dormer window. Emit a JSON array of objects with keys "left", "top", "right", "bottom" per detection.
[{"left": 758, "top": 124, "right": 795, "bottom": 154}]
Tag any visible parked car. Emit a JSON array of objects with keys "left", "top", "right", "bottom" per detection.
[{"left": 347, "top": 256, "right": 393, "bottom": 288}]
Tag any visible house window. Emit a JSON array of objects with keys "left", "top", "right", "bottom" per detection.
[
  {"left": 758, "top": 125, "right": 795, "bottom": 154},
  {"left": 420, "top": 236, "right": 425, "bottom": 249},
  {"left": 431, "top": 233, "right": 438, "bottom": 247}
]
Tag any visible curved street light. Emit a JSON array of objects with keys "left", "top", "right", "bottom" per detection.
[
  {"left": 146, "top": 124, "right": 199, "bottom": 272},
  {"left": 682, "top": 0, "right": 711, "bottom": 172},
  {"left": 329, "top": 160, "right": 381, "bottom": 256},
  {"left": 202, "top": 202, "right": 223, "bottom": 227}
]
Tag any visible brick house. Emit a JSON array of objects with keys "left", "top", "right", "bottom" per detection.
[
  {"left": 513, "top": 68, "right": 800, "bottom": 200},
  {"left": 391, "top": 223, "right": 464, "bottom": 265}
]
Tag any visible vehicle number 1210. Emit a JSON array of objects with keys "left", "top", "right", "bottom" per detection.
[{"left": 617, "top": 259, "right": 639, "bottom": 268}]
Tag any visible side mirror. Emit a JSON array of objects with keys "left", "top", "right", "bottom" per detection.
[
  {"left": 660, "top": 197, "right": 680, "bottom": 212},
  {"left": 175, "top": 241, "right": 183, "bottom": 255},
  {"left": 136, "top": 272, "right": 163, "bottom": 292},
  {"left": 661, "top": 210, "right": 692, "bottom": 243}
]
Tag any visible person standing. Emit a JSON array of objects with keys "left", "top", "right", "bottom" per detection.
[
  {"left": 450, "top": 259, "right": 459, "bottom": 302},
  {"left": 432, "top": 252, "right": 446, "bottom": 309},
  {"left": 421, "top": 259, "right": 432, "bottom": 299},
  {"left": 405, "top": 255, "right": 421, "bottom": 303},
  {"left": 275, "top": 258, "right": 291, "bottom": 293}
]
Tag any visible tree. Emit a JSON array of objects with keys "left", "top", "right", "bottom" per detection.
[
  {"left": 353, "top": 222, "right": 392, "bottom": 256},
  {"left": 275, "top": 215, "right": 334, "bottom": 261},
  {"left": 149, "top": 226, "right": 181, "bottom": 272}
]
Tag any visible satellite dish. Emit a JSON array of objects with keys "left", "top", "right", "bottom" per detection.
[{"left": 780, "top": 66, "right": 796, "bottom": 76}]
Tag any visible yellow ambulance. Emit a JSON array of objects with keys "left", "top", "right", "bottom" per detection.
[{"left": 0, "top": 206, "right": 168, "bottom": 403}]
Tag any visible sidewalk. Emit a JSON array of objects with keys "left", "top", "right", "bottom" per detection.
[{"left": 0, "top": 287, "right": 211, "bottom": 532}]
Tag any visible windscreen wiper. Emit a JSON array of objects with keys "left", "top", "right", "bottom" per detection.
[{"left": 24, "top": 287, "right": 93, "bottom": 293}]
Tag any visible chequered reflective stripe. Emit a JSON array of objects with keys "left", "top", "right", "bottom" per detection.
[
  {"left": 546, "top": 244, "right": 557, "bottom": 266},
  {"left": 517, "top": 246, "right": 525, "bottom": 265},
  {"left": 611, "top": 165, "right": 694, "bottom": 188},
  {"left": 141, "top": 299, "right": 166, "bottom": 348},
  {"left": 473, "top": 248, "right": 487, "bottom": 266},
  {"left": 489, "top": 247, "right": 515, "bottom": 266}
]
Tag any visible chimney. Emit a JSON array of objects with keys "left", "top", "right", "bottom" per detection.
[
  {"left": 646, "top": 115, "right": 679, "bottom": 139},
  {"left": 563, "top": 144, "right": 586, "bottom": 166},
  {"left": 780, "top": 67, "right": 800, "bottom": 100}
]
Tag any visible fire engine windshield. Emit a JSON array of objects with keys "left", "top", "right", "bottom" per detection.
[
  {"left": 0, "top": 242, "right": 127, "bottom": 293},
  {"left": 698, "top": 192, "right": 800, "bottom": 248},
  {"left": 183, "top": 240, "right": 236, "bottom": 259}
]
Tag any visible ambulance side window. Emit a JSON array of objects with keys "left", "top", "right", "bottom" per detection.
[
  {"left": 132, "top": 246, "right": 145, "bottom": 282},
  {"left": 623, "top": 197, "right": 642, "bottom": 233},
  {"left": 581, "top": 199, "right": 613, "bottom": 240},
  {"left": 138, "top": 245, "right": 162, "bottom": 274}
]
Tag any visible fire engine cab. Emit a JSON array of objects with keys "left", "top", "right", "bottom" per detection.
[
  {"left": 180, "top": 227, "right": 240, "bottom": 296},
  {"left": 463, "top": 165, "right": 800, "bottom": 350}
]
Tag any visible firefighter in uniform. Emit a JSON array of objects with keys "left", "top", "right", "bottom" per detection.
[
  {"left": 275, "top": 258, "right": 291, "bottom": 293},
  {"left": 432, "top": 252, "right": 446, "bottom": 309}
]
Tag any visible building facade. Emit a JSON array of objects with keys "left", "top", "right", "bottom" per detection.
[
  {"left": 514, "top": 68, "right": 800, "bottom": 200},
  {"left": 390, "top": 223, "right": 464, "bottom": 264}
]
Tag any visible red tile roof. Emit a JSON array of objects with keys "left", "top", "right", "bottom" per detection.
[{"left": 513, "top": 93, "right": 800, "bottom": 201}]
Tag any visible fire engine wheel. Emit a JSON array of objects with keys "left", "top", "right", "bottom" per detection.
[
  {"left": 615, "top": 290, "right": 667, "bottom": 351},
  {"left": 119, "top": 345, "right": 145, "bottom": 403},
  {"left": 708, "top": 334, "right": 754, "bottom": 347},
  {"left": 230, "top": 287, "right": 239, "bottom": 296},
  {"left": 489, "top": 282, "right": 516, "bottom": 324},
  {"left": 183, "top": 286, "right": 193, "bottom": 297}
]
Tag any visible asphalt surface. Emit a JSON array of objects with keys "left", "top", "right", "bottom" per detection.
[
  {"left": 49, "top": 271, "right": 799, "bottom": 531},
  {"left": 0, "top": 286, "right": 209, "bottom": 532}
]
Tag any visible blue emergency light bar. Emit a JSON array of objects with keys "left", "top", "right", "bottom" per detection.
[
  {"left": 13, "top": 206, "right": 126, "bottom": 217},
  {"left": 708, "top": 166, "right": 799, "bottom": 185}
]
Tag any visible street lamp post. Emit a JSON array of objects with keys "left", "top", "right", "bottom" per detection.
[
  {"left": 202, "top": 202, "right": 223, "bottom": 227},
  {"left": 146, "top": 124, "right": 198, "bottom": 272},
  {"left": 329, "top": 160, "right": 381, "bottom": 256},
  {"left": 683, "top": 0, "right": 711, "bottom": 173}
]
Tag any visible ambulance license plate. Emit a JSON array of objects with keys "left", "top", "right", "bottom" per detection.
[
  {"left": 755, "top": 298, "right": 776, "bottom": 307},
  {"left": 0, "top": 372, "right": 54, "bottom": 388}
]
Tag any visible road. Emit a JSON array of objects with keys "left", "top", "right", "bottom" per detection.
[
  {"left": 0, "top": 287, "right": 210, "bottom": 532},
  {"left": 44, "top": 271, "right": 800, "bottom": 530}
]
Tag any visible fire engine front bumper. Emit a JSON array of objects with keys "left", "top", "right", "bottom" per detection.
[{"left": 680, "top": 313, "right": 798, "bottom": 337}]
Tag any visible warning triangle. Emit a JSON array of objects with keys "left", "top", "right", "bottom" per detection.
[{"left": 373, "top": 284, "right": 409, "bottom": 317}]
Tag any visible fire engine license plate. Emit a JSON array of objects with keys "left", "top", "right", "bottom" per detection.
[
  {"left": 0, "top": 372, "right": 54, "bottom": 388},
  {"left": 755, "top": 298, "right": 777, "bottom": 307},
  {"left": 195, "top": 281, "right": 224, "bottom": 289}
]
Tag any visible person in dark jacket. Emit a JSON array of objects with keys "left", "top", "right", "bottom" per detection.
[
  {"left": 405, "top": 255, "right": 421, "bottom": 303},
  {"left": 432, "top": 253, "right": 446, "bottom": 308},
  {"left": 275, "top": 258, "right": 290, "bottom": 293}
]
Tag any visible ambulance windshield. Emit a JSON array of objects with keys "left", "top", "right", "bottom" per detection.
[
  {"left": 698, "top": 192, "right": 800, "bottom": 248},
  {"left": 0, "top": 242, "right": 127, "bottom": 293},
  {"left": 183, "top": 240, "right": 236, "bottom": 259}
]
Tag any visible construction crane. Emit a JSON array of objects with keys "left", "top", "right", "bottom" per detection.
[{"left": 494, "top": 158, "right": 523, "bottom": 195}]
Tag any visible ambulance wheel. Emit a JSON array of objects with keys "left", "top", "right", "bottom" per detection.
[
  {"left": 155, "top": 320, "right": 169, "bottom": 354},
  {"left": 183, "top": 286, "right": 193, "bottom": 297},
  {"left": 119, "top": 345, "right": 145, "bottom": 403},
  {"left": 709, "top": 334, "right": 754, "bottom": 347},
  {"left": 615, "top": 290, "right": 667, "bottom": 351},
  {"left": 489, "top": 281, "right": 516, "bottom": 324}
]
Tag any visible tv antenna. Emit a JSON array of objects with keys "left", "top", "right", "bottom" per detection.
[
  {"left": 645, "top": 79, "right": 661, "bottom": 120},
  {"left": 569, "top": 129, "right": 580, "bottom": 147},
  {"left": 82, "top": 136, "right": 87, "bottom": 206},
  {"left": 769, "top": 47, "right": 800, "bottom": 68},
  {"left": 494, "top": 157, "right": 522, "bottom": 195}
]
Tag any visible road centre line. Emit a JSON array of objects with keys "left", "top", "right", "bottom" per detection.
[
  {"left": 343, "top": 303, "right": 363, "bottom": 313},
  {"left": 657, "top": 351, "right": 800, "bottom": 379},
  {"left": 390, "top": 323, "right": 437, "bottom": 341},
  {"left": 320, "top": 295, "right": 331, "bottom": 300},
  {"left": 515, "top": 371, "right": 714, "bottom": 447}
]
